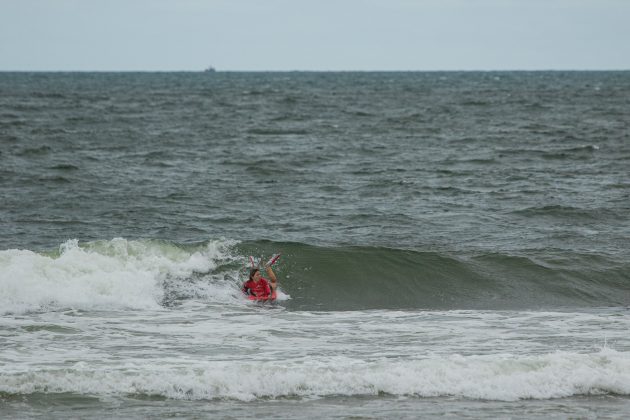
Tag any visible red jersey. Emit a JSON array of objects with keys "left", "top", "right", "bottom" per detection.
[{"left": 242, "top": 277, "right": 271, "bottom": 298}]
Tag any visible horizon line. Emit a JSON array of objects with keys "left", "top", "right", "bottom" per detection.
[{"left": 1, "top": 68, "right": 629, "bottom": 73}]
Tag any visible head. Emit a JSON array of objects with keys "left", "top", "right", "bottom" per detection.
[{"left": 249, "top": 268, "right": 261, "bottom": 282}]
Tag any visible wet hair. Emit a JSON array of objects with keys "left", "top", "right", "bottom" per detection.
[{"left": 249, "top": 268, "right": 260, "bottom": 280}]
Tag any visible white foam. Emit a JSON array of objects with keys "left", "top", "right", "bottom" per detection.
[
  {"left": 0, "top": 238, "right": 240, "bottom": 314},
  {"left": 1, "top": 348, "right": 630, "bottom": 401}
]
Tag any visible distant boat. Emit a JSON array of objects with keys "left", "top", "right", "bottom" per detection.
[{"left": 204, "top": 66, "right": 216, "bottom": 73}]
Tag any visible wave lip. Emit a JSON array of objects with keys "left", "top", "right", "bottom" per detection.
[{"left": 1, "top": 349, "right": 629, "bottom": 401}]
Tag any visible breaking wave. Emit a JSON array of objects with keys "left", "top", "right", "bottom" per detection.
[{"left": 1, "top": 238, "right": 629, "bottom": 314}]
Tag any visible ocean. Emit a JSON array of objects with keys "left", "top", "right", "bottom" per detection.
[{"left": 1, "top": 71, "right": 629, "bottom": 418}]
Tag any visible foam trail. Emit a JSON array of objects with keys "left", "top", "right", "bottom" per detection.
[{"left": 2, "top": 349, "right": 630, "bottom": 401}]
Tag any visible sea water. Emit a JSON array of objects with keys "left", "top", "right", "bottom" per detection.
[{"left": 1, "top": 71, "right": 630, "bottom": 418}]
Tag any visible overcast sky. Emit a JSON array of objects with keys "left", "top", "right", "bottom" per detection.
[{"left": 1, "top": 0, "right": 628, "bottom": 71}]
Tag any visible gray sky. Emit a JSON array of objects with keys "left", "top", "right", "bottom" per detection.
[{"left": 1, "top": 0, "right": 628, "bottom": 71}]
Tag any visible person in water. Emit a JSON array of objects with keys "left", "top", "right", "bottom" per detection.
[{"left": 242, "top": 264, "right": 277, "bottom": 299}]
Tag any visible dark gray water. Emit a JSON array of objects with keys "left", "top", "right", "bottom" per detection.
[
  {"left": 1, "top": 71, "right": 630, "bottom": 418},
  {"left": 2, "top": 72, "right": 629, "bottom": 255}
]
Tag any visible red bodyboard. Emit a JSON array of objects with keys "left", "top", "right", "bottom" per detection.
[{"left": 247, "top": 291, "right": 277, "bottom": 302}]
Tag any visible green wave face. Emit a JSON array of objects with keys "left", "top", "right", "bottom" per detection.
[{"left": 236, "top": 241, "right": 630, "bottom": 311}]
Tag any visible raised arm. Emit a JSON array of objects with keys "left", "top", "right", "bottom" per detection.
[{"left": 265, "top": 266, "right": 277, "bottom": 291}]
